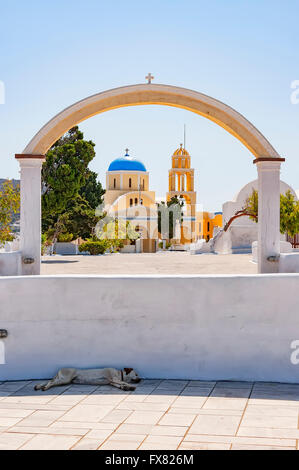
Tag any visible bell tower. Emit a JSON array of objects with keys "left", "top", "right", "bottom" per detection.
[{"left": 166, "top": 144, "right": 196, "bottom": 243}]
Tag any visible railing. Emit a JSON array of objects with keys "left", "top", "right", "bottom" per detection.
[{"left": 287, "top": 233, "right": 299, "bottom": 248}]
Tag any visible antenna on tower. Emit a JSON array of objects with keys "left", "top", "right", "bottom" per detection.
[{"left": 184, "top": 124, "right": 186, "bottom": 149}]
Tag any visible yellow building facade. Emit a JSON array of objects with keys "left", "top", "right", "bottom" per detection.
[
  {"left": 166, "top": 145, "right": 197, "bottom": 244},
  {"left": 104, "top": 147, "right": 222, "bottom": 248},
  {"left": 195, "top": 212, "right": 223, "bottom": 241},
  {"left": 165, "top": 144, "right": 223, "bottom": 244},
  {"left": 104, "top": 149, "right": 158, "bottom": 244}
]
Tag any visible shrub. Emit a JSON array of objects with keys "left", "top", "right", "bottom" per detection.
[
  {"left": 110, "top": 239, "right": 125, "bottom": 252},
  {"left": 41, "top": 233, "right": 53, "bottom": 255},
  {"left": 57, "top": 232, "right": 73, "bottom": 243},
  {"left": 78, "top": 240, "right": 108, "bottom": 255},
  {"left": 0, "top": 180, "right": 20, "bottom": 248}
]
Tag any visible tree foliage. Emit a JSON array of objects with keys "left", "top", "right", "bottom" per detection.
[
  {"left": 80, "top": 170, "right": 105, "bottom": 210},
  {"left": 244, "top": 189, "right": 258, "bottom": 223},
  {"left": 42, "top": 126, "right": 105, "bottom": 241},
  {"left": 78, "top": 240, "right": 109, "bottom": 255},
  {"left": 0, "top": 180, "right": 20, "bottom": 247},
  {"left": 243, "top": 189, "right": 299, "bottom": 236},
  {"left": 64, "top": 195, "right": 101, "bottom": 240},
  {"left": 280, "top": 190, "right": 299, "bottom": 237}
]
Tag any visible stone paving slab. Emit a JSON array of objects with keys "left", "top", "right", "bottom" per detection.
[
  {"left": 0, "top": 379, "right": 299, "bottom": 450},
  {"left": 41, "top": 252, "right": 257, "bottom": 275}
]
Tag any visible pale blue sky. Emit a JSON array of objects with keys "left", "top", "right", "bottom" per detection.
[{"left": 1, "top": 0, "right": 299, "bottom": 211}]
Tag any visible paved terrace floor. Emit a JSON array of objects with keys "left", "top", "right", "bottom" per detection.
[
  {"left": 0, "top": 380, "right": 299, "bottom": 450},
  {"left": 41, "top": 252, "right": 257, "bottom": 275}
]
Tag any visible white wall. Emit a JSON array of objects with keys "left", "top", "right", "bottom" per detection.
[
  {"left": 0, "top": 252, "right": 22, "bottom": 276},
  {"left": 1, "top": 274, "right": 299, "bottom": 383},
  {"left": 222, "top": 180, "right": 297, "bottom": 251},
  {"left": 279, "top": 253, "right": 299, "bottom": 273},
  {"left": 223, "top": 179, "right": 297, "bottom": 226}
]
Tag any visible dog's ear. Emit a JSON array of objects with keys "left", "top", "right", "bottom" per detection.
[{"left": 124, "top": 368, "right": 133, "bottom": 374}]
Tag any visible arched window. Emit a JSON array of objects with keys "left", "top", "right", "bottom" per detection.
[
  {"left": 129, "top": 178, "right": 132, "bottom": 188},
  {"left": 135, "top": 198, "right": 138, "bottom": 205},
  {"left": 143, "top": 179, "right": 145, "bottom": 190},
  {"left": 130, "top": 198, "right": 133, "bottom": 207},
  {"left": 207, "top": 222, "right": 210, "bottom": 232},
  {"left": 113, "top": 178, "right": 116, "bottom": 189},
  {"left": 140, "top": 199, "right": 143, "bottom": 205}
]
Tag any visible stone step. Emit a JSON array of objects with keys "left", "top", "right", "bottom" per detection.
[{"left": 231, "top": 246, "right": 252, "bottom": 254}]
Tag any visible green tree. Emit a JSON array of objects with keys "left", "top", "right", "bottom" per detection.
[
  {"left": 239, "top": 189, "right": 299, "bottom": 237},
  {"left": 280, "top": 190, "right": 299, "bottom": 237},
  {"left": 245, "top": 189, "right": 258, "bottom": 223},
  {"left": 51, "top": 126, "right": 84, "bottom": 147},
  {"left": 42, "top": 126, "right": 104, "bottom": 242},
  {"left": 0, "top": 180, "right": 20, "bottom": 247},
  {"left": 64, "top": 195, "right": 101, "bottom": 240},
  {"left": 80, "top": 170, "right": 105, "bottom": 210}
]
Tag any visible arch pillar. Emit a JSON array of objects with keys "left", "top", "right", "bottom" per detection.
[
  {"left": 254, "top": 157, "right": 285, "bottom": 273},
  {"left": 15, "top": 154, "right": 45, "bottom": 275}
]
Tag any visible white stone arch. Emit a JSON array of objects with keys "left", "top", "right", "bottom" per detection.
[
  {"left": 15, "top": 83, "right": 284, "bottom": 274},
  {"left": 21, "top": 84, "right": 280, "bottom": 158}
]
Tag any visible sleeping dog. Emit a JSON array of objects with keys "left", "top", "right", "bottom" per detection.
[{"left": 34, "top": 367, "right": 141, "bottom": 392}]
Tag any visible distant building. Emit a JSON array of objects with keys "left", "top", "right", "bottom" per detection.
[
  {"left": 166, "top": 144, "right": 222, "bottom": 244},
  {"left": 195, "top": 211, "right": 223, "bottom": 242},
  {"left": 166, "top": 144, "right": 196, "bottom": 244},
  {"left": 104, "top": 149, "right": 158, "bottom": 252},
  {"left": 104, "top": 146, "right": 224, "bottom": 250}
]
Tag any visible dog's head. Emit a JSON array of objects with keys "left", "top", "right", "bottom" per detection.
[{"left": 123, "top": 368, "right": 141, "bottom": 383}]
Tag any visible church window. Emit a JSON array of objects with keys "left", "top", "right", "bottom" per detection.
[
  {"left": 130, "top": 198, "right": 133, "bottom": 207},
  {"left": 113, "top": 178, "right": 116, "bottom": 189},
  {"left": 207, "top": 222, "right": 210, "bottom": 232},
  {"left": 135, "top": 198, "right": 138, "bottom": 205},
  {"left": 129, "top": 178, "right": 132, "bottom": 188},
  {"left": 140, "top": 199, "right": 143, "bottom": 205},
  {"left": 143, "top": 179, "right": 145, "bottom": 190}
]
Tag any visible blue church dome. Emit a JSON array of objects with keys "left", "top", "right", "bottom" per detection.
[{"left": 108, "top": 149, "right": 147, "bottom": 172}]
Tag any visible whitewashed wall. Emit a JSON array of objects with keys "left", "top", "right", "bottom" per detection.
[
  {"left": 0, "top": 252, "right": 22, "bottom": 276},
  {"left": 1, "top": 274, "right": 299, "bottom": 383},
  {"left": 222, "top": 180, "right": 297, "bottom": 252}
]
